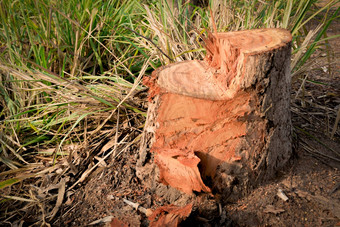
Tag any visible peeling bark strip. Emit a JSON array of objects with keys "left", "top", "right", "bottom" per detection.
[{"left": 138, "top": 28, "right": 293, "bottom": 199}]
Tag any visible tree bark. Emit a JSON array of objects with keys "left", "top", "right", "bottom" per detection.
[{"left": 137, "top": 28, "right": 292, "bottom": 201}]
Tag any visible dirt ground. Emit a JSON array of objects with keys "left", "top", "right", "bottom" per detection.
[
  {"left": 56, "top": 143, "right": 339, "bottom": 226},
  {"left": 55, "top": 14, "right": 340, "bottom": 227}
]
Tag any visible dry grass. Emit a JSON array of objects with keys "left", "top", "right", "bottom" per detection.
[{"left": 0, "top": 0, "right": 339, "bottom": 225}]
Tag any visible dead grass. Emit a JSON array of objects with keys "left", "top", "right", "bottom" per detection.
[{"left": 0, "top": 0, "right": 339, "bottom": 225}]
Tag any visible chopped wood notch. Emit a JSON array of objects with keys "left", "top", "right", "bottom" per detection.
[{"left": 138, "top": 28, "right": 293, "bottom": 199}]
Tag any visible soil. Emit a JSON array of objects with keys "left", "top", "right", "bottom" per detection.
[
  {"left": 56, "top": 142, "right": 340, "bottom": 226},
  {"left": 57, "top": 13, "right": 340, "bottom": 227}
]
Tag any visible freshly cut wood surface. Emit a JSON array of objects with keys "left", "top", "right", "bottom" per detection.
[
  {"left": 138, "top": 28, "right": 293, "bottom": 199},
  {"left": 157, "top": 28, "right": 291, "bottom": 100},
  {"left": 216, "top": 28, "right": 292, "bottom": 53}
]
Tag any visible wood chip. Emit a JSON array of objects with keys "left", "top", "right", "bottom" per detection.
[
  {"left": 277, "top": 189, "right": 289, "bottom": 201},
  {"left": 264, "top": 205, "right": 285, "bottom": 214}
]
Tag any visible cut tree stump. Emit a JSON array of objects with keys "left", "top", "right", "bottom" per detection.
[{"left": 137, "top": 28, "right": 293, "bottom": 201}]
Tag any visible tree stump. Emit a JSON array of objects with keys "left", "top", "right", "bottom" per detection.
[{"left": 137, "top": 28, "right": 292, "bottom": 201}]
